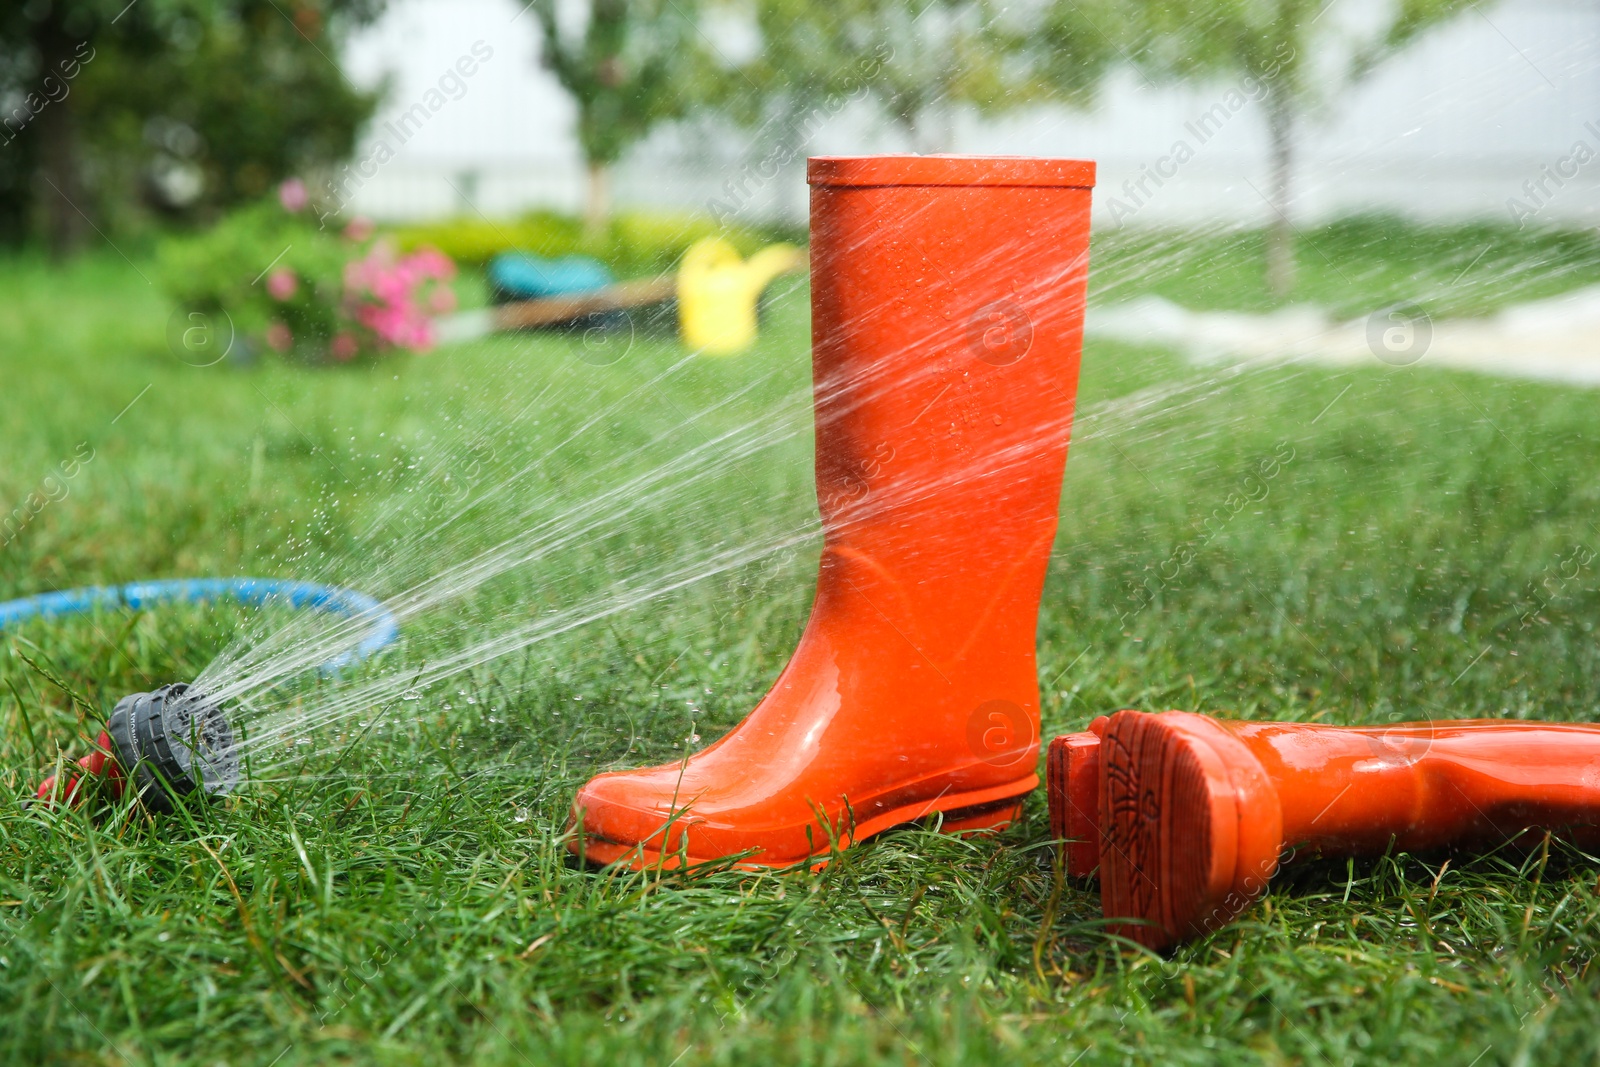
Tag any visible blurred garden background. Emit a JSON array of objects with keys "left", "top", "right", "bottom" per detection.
[{"left": 4, "top": 0, "right": 1600, "bottom": 1064}]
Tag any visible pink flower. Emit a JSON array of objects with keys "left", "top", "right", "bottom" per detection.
[
  {"left": 344, "top": 216, "right": 375, "bottom": 242},
  {"left": 278, "top": 178, "right": 309, "bottom": 213},
  {"left": 266, "top": 267, "right": 298, "bottom": 301},
  {"left": 330, "top": 332, "right": 359, "bottom": 361},
  {"left": 339, "top": 243, "right": 457, "bottom": 354},
  {"left": 265, "top": 321, "right": 292, "bottom": 351},
  {"left": 409, "top": 246, "right": 456, "bottom": 280}
]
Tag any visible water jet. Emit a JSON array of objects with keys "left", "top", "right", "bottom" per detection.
[{"left": 8, "top": 578, "right": 395, "bottom": 810}]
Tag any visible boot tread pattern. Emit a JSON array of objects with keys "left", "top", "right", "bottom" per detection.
[{"left": 1099, "top": 712, "right": 1218, "bottom": 949}]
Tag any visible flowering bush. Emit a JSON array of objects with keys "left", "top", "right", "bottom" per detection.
[
  {"left": 343, "top": 241, "right": 456, "bottom": 354},
  {"left": 159, "top": 180, "right": 456, "bottom": 364}
]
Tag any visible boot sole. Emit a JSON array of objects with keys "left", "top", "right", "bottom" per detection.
[
  {"left": 1098, "top": 712, "right": 1241, "bottom": 951},
  {"left": 570, "top": 778, "right": 1035, "bottom": 871}
]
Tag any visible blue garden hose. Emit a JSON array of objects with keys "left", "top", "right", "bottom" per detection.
[{"left": 0, "top": 578, "right": 397, "bottom": 673}]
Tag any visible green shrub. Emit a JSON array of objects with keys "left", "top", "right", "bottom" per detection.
[
  {"left": 159, "top": 190, "right": 456, "bottom": 362},
  {"left": 159, "top": 197, "right": 351, "bottom": 356},
  {"left": 392, "top": 209, "right": 802, "bottom": 276}
]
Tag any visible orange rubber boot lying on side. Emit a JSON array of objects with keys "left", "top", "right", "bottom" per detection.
[
  {"left": 1048, "top": 711, "right": 1600, "bottom": 949},
  {"left": 568, "top": 156, "right": 1096, "bottom": 868}
]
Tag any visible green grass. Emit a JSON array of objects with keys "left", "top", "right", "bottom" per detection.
[
  {"left": 4, "top": 220, "right": 1600, "bottom": 1065},
  {"left": 1091, "top": 215, "right": 1600, "bottom": 318}
]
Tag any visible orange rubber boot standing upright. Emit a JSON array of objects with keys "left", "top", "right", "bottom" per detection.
[
  {"left": 570, "top": 156, "right": 1096, "bottom": 868},
  {"left": 1063, "top": 711, "right": 1600, "bottom": 949}
]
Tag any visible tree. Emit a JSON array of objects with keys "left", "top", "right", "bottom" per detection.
[
  {"left": 1121, "top": 0, "right": 1481, "bottom": 294},
  {"left": 0, "top": 0, "right": 386, "bottom": 255},
  {"left": 692, "top": 0, "right": 1117, "bottom": 232},
  {"left": 0, "top": 0, "right": 110, "bottom": 251},
  {"left": 529, "top": 0, "right": 712, "bottom": 233},
  {"left": 741, "top": 0, "right": 1108, "bottom": 154}
]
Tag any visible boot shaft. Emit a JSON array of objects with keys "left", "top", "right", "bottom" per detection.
[
  {"left": 807, "top": 157, "right": 1093, "bottom": 527},
  {"left": 806, "top": 156, "right": 1094, "bottom": 666},
  {"left": 1224, "top": 718, "right": 1600, "bottom": 852}
]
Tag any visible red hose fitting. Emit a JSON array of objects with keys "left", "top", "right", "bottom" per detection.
[{"left": 33, "top": 730, "right": 126, "bottom": 806}]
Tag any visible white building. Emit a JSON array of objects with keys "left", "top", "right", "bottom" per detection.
[{"left": 341, "top": 0, "right": 1600, "bottom": 228}]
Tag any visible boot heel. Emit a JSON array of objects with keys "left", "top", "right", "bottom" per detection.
[
  {"left": 933, "top": 796, "right": 1025, "bottom": 836},
  {"left": 1098, "top": 711, "right": 1244, "bottom": 950}
]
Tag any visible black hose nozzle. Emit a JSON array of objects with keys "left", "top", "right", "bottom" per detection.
[{"left": 107, "top": 684, "right": 240, "bottom": 812}]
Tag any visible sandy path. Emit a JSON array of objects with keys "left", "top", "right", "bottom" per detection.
[{"left": 1086, "top": 286, "right": 1600, "bottom": 387}]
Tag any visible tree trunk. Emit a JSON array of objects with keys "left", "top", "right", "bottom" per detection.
[
  {"left": 33, "top": 11, "right": 90, "bottom": 259},
  {"left": 913, "top": 109, "right": 952, "bottom": 155},
  {"left": 916, "top": 79, "right": 956, "bottom": 155},
  {"left": 898, "top": 94, "right": 950, "bottom": 155},
  {"left": 1264, "top": 87, "right": 1297, "bottom": 298},
  {"left": 584, "top": 161, "right": 610, "bottom": 237},
  {"left": 890, "top": 90, "right": 930, "bottom": 154}
]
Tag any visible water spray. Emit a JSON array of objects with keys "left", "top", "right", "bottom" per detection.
[{"left": 6, "top": 578, "right": 396, "bottom": 813}]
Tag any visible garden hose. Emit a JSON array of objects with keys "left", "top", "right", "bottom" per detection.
[{"left": 3, "top": 578, "right": 397, "bottom": 811}]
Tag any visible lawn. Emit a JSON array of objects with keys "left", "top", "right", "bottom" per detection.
[{"left": 4, "top": 219, "right": 1600, "bottom": 1065}]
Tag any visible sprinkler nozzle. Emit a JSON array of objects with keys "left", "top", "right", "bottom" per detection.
[{"left": 33, "top": 684, "right": 240, "bottom": 813}]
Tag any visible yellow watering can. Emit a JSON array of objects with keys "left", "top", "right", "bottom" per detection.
[{"left": 677, "top": 237, "right": 804, "bottom": 355}]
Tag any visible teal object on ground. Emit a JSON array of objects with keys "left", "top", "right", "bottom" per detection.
[{"left": 488, "top": 253, "right": 613, "bottom": 302}]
